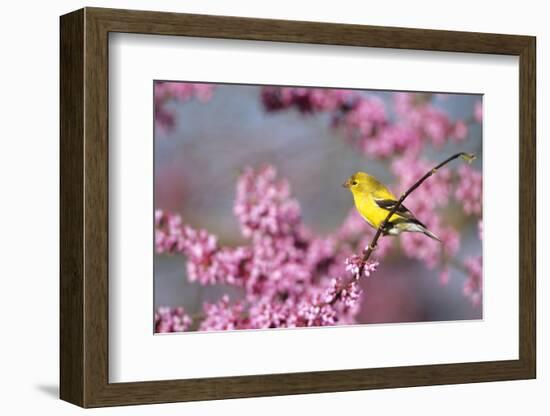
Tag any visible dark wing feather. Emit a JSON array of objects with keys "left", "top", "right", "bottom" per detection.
[{"left": 374, "top": 198, "right": 426, "bottom": 227}]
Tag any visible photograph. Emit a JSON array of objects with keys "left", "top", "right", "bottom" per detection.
[{"left": 153, "top": 82, "right": 483, "bottom": 333}]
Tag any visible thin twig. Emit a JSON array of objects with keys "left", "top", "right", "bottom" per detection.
[
  {"left": 357, "top": 152, "right": 475, "bottom": 276},
  {"left": 324, "top": 152, "right": 475, "bottom": 307}
]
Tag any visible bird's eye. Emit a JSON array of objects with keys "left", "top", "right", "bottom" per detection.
[{"left": 352, "top": 181, "right": 357, "bottom": 186}]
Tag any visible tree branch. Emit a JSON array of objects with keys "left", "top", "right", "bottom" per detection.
[
  {"left": 356, "top": 152, "right": 475, "bottom": 277},
  {"left": 319, "top": 152, "right": 475, "bottom": 309}
]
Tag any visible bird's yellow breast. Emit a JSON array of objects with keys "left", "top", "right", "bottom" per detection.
[{"left": 351, "top": 190, "right": 400, "bottom": 228}]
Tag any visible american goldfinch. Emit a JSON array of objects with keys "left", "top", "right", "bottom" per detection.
[{"left": 343, "top": 172, "right": 441, "bottom": 241}]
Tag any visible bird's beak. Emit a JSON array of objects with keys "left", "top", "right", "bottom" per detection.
[{"left": 342, "top": 179, "right": 350, "bottom": 188}]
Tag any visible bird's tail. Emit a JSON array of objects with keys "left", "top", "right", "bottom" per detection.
[
  {"left": 421, "top": 228, "right": 442, "bottom": 242},
  {"left": 394, "top": 221, "right": 442, "bottom": 242}
]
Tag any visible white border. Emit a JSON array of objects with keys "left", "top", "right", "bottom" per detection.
[{"left": 109, "top": 33, "right": 519, "bottom": 382}]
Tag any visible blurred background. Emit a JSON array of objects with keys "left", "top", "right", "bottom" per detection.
[{"left": 154, "top": 83, "right": 482, "bottom": 326}]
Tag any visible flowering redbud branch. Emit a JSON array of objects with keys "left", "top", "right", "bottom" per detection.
[
  {"left": 357, "top": 152, "right": 476, "bottom": 277},
  {"left": 321, "top": 153, "right": 474, "bottom": 309}
]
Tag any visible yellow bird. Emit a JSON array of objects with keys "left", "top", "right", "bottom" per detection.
[{"left": 343, "top": 172, "right": 441, "bottom": 241}]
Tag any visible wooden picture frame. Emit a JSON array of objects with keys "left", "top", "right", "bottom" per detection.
[{"left": 60, "top": 7, "right": 536, "bottom": 408}]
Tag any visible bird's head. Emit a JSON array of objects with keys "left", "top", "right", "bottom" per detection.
[{"left": 342, "top": 172, "right": 376, "bottom": 195}]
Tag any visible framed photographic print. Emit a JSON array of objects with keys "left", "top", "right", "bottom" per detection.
[{"left": 60, "top": 7, "right": 536, "bottom": 408}]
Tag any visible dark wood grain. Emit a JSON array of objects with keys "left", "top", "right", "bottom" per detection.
[
  {"left": 87, "top": 7, "right": 532, "bottom": 54},
  {"left": 83, "top": 10, "right": 110, "bottom": 406},
  {"left": 518, "top": 37, "right": 536, "bottom": 376},
  {"left": 60, "top": 7, "right": 536, "bottom": 408},
  {"left": 59, "top": 8, "right": 84, "bottom": 406}
]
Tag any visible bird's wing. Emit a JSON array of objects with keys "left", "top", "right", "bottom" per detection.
[{"left": 374, "top": 198, "right": 426, "bottom": 227}]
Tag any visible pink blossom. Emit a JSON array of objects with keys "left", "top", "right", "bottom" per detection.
[
  {"left": 155, "top": 210, "right": 186, "bottom": 254},
  {"left": 309, "top": 88, "right": 355, "bottom": 111},
  {"left": 260, "top": 88, "right": 482, "bottom": 164},
  {"left": 345, "top": 255, "right": 378, "bottom": 279},
  {"left": 296, "top": 299, "right": 338, "bottom": 326},
  {"left": 204, "top": 259, "right": 371, "bottom": 330},
  {"left": 246, "top": 288, "right": 355, "bottom": 329},
  {"left": 342, "top": 95, "right": 387, "bottom": 138},
  {"left": 400, "top": 229, "right": 441, "bottom": 269},
  {"left": 474, "top": 100, "right": 483, "bottom": 123},
  {"left": 155, "top": 82, "right": 215, "bottom": 132},
  {"left": 339, "top": 280, "right": 362, "bottom": 307},
  {"left": 200, "top": 295, "right": 247, "bottom": 331},
  {"left": 422, "top": 107, "right": 453, "bottom": 147},
  {"left": 234, "top": 165, "right": 301, "bottom": 239},
  {"left": 323, "top": 258, "right": 377, "bottom": 312},
  {"left": 440, "top": 227, "right": 461, "bottom": 256},
  {"left": 392, "top": 156, "right": 452, "bottom": 209},
  {"left": 393, "top": 93, "right": 453, "bottom": 147},
  {"left": 261, "top": 86, "right": 353, "bottom": 113},
  {"left": 260, "top": 88, "right": 480, "bottom": 163},
  {"left": 157, "top": 166, "right": 372, "bottom": 329},
  {"left": 393, "top": 91, "right": 418, "bottom": 114},
  {"left": 304, "top": 237, "right": 337, "bottom": 271},
  {"left": 155, "top": 306, "right": 192, "bottom": 333},
  {"left": 391, "top": 157, "right": 461, "bottom": 270},
  {"left": 362, "top": 124, "right": 422, "bottom": 158},
  {"left": 452, "top": 120, "right": 469, "bottom": 141},
  {"left": 248, "top": 299, "right": 299, "bottom": 329},
  {"left": 455, "top": 165, "right": 482, "bottom": 216},
  {"left": 232, "top": 166, "right": 338, "bottom": 302},
  {"left": 463, "top": 256, "right": 482, "bottom": 306},
  {"left": 155, "top": 209, "right": 250, "bottom": 285}
]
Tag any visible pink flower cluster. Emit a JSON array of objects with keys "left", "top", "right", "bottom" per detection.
[
  {"left": 345, "top": 254, "right": 379, "bottom": 278},
  {"left": 199, "top": 295, "right": 247, "bottom": 331},
  {"left": 463, "top": 256, "right": 482, "bottom": 306},
  {"left": 261, "top": 87, "right": 355, "bottom": 114},
  {"left": 197, "top": 274, "right": 375, "bottom": 331},
  {"left": 393, "top": 93, "right": 467, "bottom": 147},
  {"left": 234, "top": 165, "right": 301, "bottom": 239},
  {"left": 155, "top": 306, "right": 192, "bottom": 333},
  {"left": 388, "top": 155, "right": 482, "bottom": 293},
  {"left": 474, "top": 100, "right": 483, "bottom": 123},
  {"left": 156, "top": 166, "right": 378, "bottom": 332},
  {"left": 155, "top": 82, "right": 215, "bottom": 132},
  {"left": 391, "top": 157, "right": 460, "bottom": 269},
  {"left": 455, "top": 165, "right": 483, "bottom": 216},
  {"left": 155, "top": 210, "right": 250, "bottom": 285},
  {"left": 261, "top": 88, "right": 479, "bottom": 160}
]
